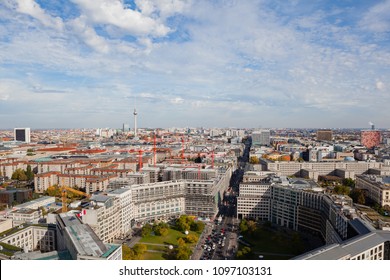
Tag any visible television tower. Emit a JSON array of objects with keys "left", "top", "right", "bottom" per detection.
[{"left": 133, "top": 108, "right": 138, "bottom": 137}]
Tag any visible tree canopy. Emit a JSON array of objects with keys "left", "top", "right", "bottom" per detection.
[
  {"left": 249, "top": 156, "right": 259, "bottom": 164},
  {"left": 11, "top": 168, "right": 28, "bottom": 181}
]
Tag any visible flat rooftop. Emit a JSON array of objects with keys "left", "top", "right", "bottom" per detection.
[
  {"left": 294, "top": 229, "right": 390, "bottom": 260},
  {"left": 14, "top": 196, "right": 55, "bottom": 209},
  {"left": 59, "top": 212, "right": 111, "bottom": 258}
]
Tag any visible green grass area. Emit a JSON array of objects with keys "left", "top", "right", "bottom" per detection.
[
  {"left": 240, "top": 226, "right": 306, "bottom": 260},
  {"left": 143, "top": 244, "right": 168, "bottom": 251},
  {"left": 0, "top": 242, "right": 22, "bottom": 257},
  {"left": 137, "top": 228, "right": 200, "bottom": 260},
  {"left": 139, "top": 228, "right": 199, "bottom": 246}
]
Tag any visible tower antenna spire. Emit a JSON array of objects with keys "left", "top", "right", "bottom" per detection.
[{"left": 133, "top": 95, "right": 138, "bottom": 138}]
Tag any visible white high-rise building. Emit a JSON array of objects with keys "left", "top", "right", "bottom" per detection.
[{"left": 14, "top": 128, "right": 31, "bottom": 143}]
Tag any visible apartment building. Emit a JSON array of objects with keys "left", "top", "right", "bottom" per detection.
[
  {"left": 6, "top": 209, "right": 41, "bottom": 226},
  {"left": 131, "top": 180, "right": 186, "bottom": 222},
  {"left": 242, "top": 171, "right": 277, "bottom": 182},
  {"left": 107, "top": 188, "right": 133, "bottom": 238},
  {"left": 236, "top": 173, "right": 353, "bottom": 244},
  {"left": 185, "top": 167, "right": 231, "bottom": 219},
  {"left": 262, "top": 159, "right": 383, "bottom": 179},
  {"left": 0, "top": 223, "right": 56, "bottom": 253},
  {"left": 0, "top": 188, "right": 32, "bottom": 206},
  {"left": 127, "top": 172, "right": 150, "bottom": 184},
  {"left": 34, "top": 172, "right": 60, "bottom": 193},
  {"left": 80, "top": 195, "right": 122, "bottom": 243},
  {"left": 237, "top": 180, "right": 272, "bottom": 220},
  {"left": 58, "top": 174, "right": 117, "bottom": 194},
  {"left": 356, "top": 175, "right": 390, "bottom": 207}
]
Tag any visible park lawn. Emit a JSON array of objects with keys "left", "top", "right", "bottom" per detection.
[
  {"left": 243, "top": 227, "right": 305, "bottom": 257},
  {"left": 139, "top": 228, "right": 199, "bottom": 246},
  {"left": 143, "top": 244, "right": 168, "bottom": 251}
]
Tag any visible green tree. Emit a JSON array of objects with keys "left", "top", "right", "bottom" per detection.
[
  {"left": 236, "top": 246, "right": 252, "bottom": 259},
  {"left": 239, "top": 219, "right": 248, "bottom": 233},
  {"left": 176, "top": 215, "right": 194, "bottom": 232},
  {"left": 141, "top": 223, "right": 153, "bottom": 237},
  {"left": 247, "top": 220, "right": 257, "bottom": 234},
  {"left": 153, "top": 222, "right": 169, "bottom": 236},
  {"left": 133, "top": 244, "right": 147, "bottom": 256},
  {"left": 249, "top": 156, "right": 259, "bottom": 164},
  {"left": 175, "top": 246, "right": 192, "bottom": 260},
  {"left": 190, "top": 221, "right": 205, "bottom": 233},
  {"left": 343, "top": 178, "right": 355, "bottom": 188},
  {"left": 184, "top": 234, "right": 199, "bottom": 244},
  {"left": 40, "top": 206, "right": 48, "bottom": 218},
  {"left": 11, "top": 168, "right": 28, "bottom": 182},
  {"left": 350, "top": 189, "right": 365, "bottom": 205},
  {"left": 26, "top": 165, "right": 34, "bottom": 181},
  {"left": 333, "top": 185, "right": 350, "bottom": 195},
  {"left": 170, "top": 238, "right": 192, "bottom": 260}
]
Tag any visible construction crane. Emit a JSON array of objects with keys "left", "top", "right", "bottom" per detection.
[
  {"left": 127, "top": 149, "right": 145, "bottom": 172},
  {"left": 61, "top": 186, "right": 91, "bottom": 213}
]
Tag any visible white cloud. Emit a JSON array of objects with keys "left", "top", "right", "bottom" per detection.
[
  {"left": 376, "top": 80, "right": 385, "bottom": 91},
  {"left": 170, "top": 97, "right": 184, "bottom": 104},
  {"left": 135, "top": 0, "right": 192, "bottom": 19},
  {"left": 11, "top": 0, "right": 64, "bottom": 30},
  {"left": 360, "top": 0, "right": 390, "bottom": 32},
  {"left": 71, "top": 0, "right": 171, "bottom": 37},
  {"left": 0, "top": 94, "right": 10, "bottom": 101},
  {"left": 69, "top": 17, "right": 110, "bottom": 53}
]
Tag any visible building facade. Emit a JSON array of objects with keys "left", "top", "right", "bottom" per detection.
[
  {"left": 252, "top": 130, "right": 271, "bottom": 146},
  {"left": 14, "top": 128, "right": 31, "bottom": 143},
  {"left": 361, "top": 130, "right": 381, "bottom": 148},
  {"left": 356, "top": 175, "right": 390, "bottom": 207}
]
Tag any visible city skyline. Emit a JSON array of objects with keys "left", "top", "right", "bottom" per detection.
[{"left": 0, "top": 1, "right": 389, "bottom": 129}]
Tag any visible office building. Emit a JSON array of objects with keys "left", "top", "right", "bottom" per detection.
[
  {"left": 237, "top": 180, "right": 272, "bottom": 220},
  {"left": 356, "top": 175, "right": 390, "bottom": 207},
  {"left": 14, "top": 128, "right": 31, "bottom": 143},
  {"left": 252, "top": 130, "right": 270, "bottom": 146},
  {"left": 0, "top": 223, "right": 56, "bottom": 253},
  {"left": 131, "top": 180, "right": 186, "bottom": 222},
  {"left": 107, "top": 188, "right": 133, "bottom": 238},
  {"left": 81, "top": 195, "right": 122, "bottom": 243},
  {"left": 361, "top": 130, "right": 381, "bottom": 148},
  {"left": 56, "top": 213, "right": 122, "bottom": 260},
  {"left": 316, "top": 129, "right": 333, "bottom": 141},
  {"left": 294, "top": 229, "right": 390, "bottom": 260},
  {"left": 0, "top": 188, "right": 32, "bottom": 206}
]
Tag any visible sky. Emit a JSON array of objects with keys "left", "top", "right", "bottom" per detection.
[{"left": 0, "top": 0, "right": 389, "bottom": 129}]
